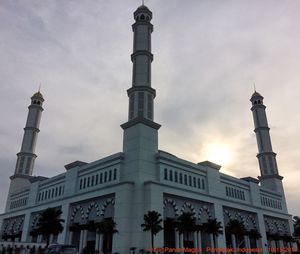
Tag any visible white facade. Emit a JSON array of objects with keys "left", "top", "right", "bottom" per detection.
[{"left": 0, "top": 4, "right": 296, "bottom": 254}]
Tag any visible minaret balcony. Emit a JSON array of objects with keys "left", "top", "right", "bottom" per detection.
[{"left": 131, "top": 51, "right": 153, "bottom": 61}]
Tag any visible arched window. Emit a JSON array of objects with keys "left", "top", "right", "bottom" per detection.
[{"left": 140, "top": 14, "right": 145, "bottom": 20}]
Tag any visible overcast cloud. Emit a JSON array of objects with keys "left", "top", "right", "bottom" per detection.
[{"left": 0, "top": 0, "right": 300, "bottom": 215}]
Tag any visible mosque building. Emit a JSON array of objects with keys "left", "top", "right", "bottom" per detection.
[{"left": 0, "top": 4, "right": 296, "bottom": 254}]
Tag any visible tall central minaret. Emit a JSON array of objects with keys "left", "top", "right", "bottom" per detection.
[
  {"left": 116, "top": 5, "right": 162, "bottom": 252},
  {"left": 250, "top": 91, "right": 284, "bottom": 193},
  {"left": 122, "top": 4, "right": 159, "bottom": 126}
]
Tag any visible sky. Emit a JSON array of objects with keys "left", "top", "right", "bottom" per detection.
[{"left": 0, "top": 0, "right": 300, "bottom": 215}]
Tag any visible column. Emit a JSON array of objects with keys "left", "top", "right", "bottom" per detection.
[
  {"left": 231, "top": 234, "right": 237, "bottom": 254},
  {"left": 79, "top": 230, "right": 84, "bottom": 254},
  {"left": 278, "top": 240, "right": 284, "bottom": 254},
  {"left": 56, "top": 202, "right": 69, "bottom": 244},
  {"left": 193, "top": 232, "right": 198, "bottom": 252},
  {"left": 197, "top": 231, "right": 202, "bottom": 250},
  {"left": 179, "top": 233, "right": 184, "bottom": 254},
  {"left": 271, "top": 240, "right": 276, "bottom": 253},
  {"left": 211, "top": 202, "right": 226, "bottom": 249},
  {"left": 255, "top": 238, "right": 260, "bottom": 249},
  {"left": 49, "top": 234, "right": 53, "bottom": 244},
  {"left": 285, "top": 242, "right": 290, "bottom": 254},
  {"left": 37, "top": 235, "right": 42, "bottom": 243},
  {"left": 95, "top": 233, "right": 100, "bottom": 252},
  {"left": 68, "top": 231, "right": 74, "bottom": 245},
  {"left": 175, "top": 232, "right": 179, "bottom": 249},
  {"left": 82, "top": 230, "right": 88, "bottom": 250},
  {"left": 257, "top": 213, "right": 269, "bottom": 253},
  {"left": 243, "top": 235, "right": 249, "bottom": 254},
  {"left": 210, "top": 234, "right": 215, "bottom": 248},
  {"left": 99, "top": 234, "right": 103, "bottom": 254}
]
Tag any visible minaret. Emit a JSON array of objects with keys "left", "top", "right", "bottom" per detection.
[
  {"left": 122, "top": 4, "right": 160, "bottom": 127},
  {"left": 121, "top": 4, "right": 160, "bottom": 165},
  {"left": 250, "top": 91, "right": 284, "bottom": 193},
  {"left": 6, "top": 90, "right": 44, "bottom": 210},
  {"left": 14, "top": 91, "right": 44, "bottom": 176},
  {"left": 115, "top": 5, "right": 162, "bottom": 252}
]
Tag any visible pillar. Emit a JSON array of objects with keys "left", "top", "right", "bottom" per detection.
[
  {"left": 212, "top": 202, "right": 226, "bottom": 249},
  {"left": 95, "top": 233, "right": 100, "bottom": 251},
  {"left": 244, "top": 235, "right": 249, "bottom": 254},
  {"left": 99, "top": 234, "right": 103, "bottom": 254},
  {"left": 231, "top": 234, "right": 237, "bottom": 254},
  {"left": 197, "top": 231, "right": 202, "bottom": 250},
  {"left": 49, "top": 234, "right": 53, "bottom": 244},
  {"left": 210, "top": 234, "right": 215, "bottom": 249},
  {"left": 79, "top": 230, "right": 84, "bottom": 254},
  {"left": 82, "top": 230, "right": 88, "bottom": 250},
  {"left": 278, "top": 240, "right": 283, "bottom": 253},
  {"left": 179, "top": 233, "right": 184, "bottom": 254},
  {"left": 257, "top": 213, "right": 268, "bottom": 253},
  {"left": 68, "top": 231, "right": 73, "bottom": 245},
  {"left": 194, "top": 232, "right": 198, "bottom": 251},
  {"left": 21, "top": 213, "right": 31, "bottom": 242},
  {"left": 175, "top": 232, "right": 179, "bottom": 249}
]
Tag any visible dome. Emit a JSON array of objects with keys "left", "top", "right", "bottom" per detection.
[
  {"left": 251, "top": 91, "right": 263, "bottom": 99},
  {"left": 33, "top": 91, "right": 43, "bottom": 98},
  {"left": 137, "top": 4, "right": 150, "bottom": 11},
  {"left": 134, "top": 4, "right": 152, "bottom": 20}
]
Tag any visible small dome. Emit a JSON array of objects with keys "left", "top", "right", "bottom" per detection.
[
  {"left": 134, "top": 4, "right": 152, "bottom": 20},
  {"left": 33, "top": 91, "right": 43, "bottom": 98},
  {"left": 251, "top": 91, "right": 262, "bottom": 98},
  {"left": 137, "top": 4, "right": 150, "bottom": 10}
]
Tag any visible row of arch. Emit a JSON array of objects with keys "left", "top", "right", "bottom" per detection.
[
  {"left": 70, "top": 198, "right": 115, "bottom": 222},
  {"left": 2, "top": 217, "right": 24, "bottom": 234},
  {"left": 265, "top": 218, "right": 289, "bottom": 235},
  {"left": 223, "top": 209, "right": 257, "bottom": 230},
  {"left": 163, "top": 199, "right": 212, "bottom": 222}
]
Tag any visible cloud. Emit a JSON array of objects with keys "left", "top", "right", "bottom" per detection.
[{"left": 0, "top": 0, "right": 300, "bottom": 217}]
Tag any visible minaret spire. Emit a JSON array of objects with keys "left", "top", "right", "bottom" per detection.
[{"left": 250, "top": 91, "right": 284, "bottom": 193}]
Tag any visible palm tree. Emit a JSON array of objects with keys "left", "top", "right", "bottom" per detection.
[
  {"left": 36, "top": 208, "right": 64, "bottom": 246},
  {"left": 175, "top": 212, "right": 196, "bottom": 248},
  {"left": 96, "top": 218, "right": 118, "bottom": 254},
  {"left": 293, "top": 216, "right": 300, "bottom": 242},
  {"left": 203, "top": 218, "right": 223, "bottom": 250},
  {"left": 246, "top": 229, "right": 261, "bottom": 248},
  {"left": 226, "top": 219, "right": 246, "bottom": 250},
  {"left": 141, "top": 211, "right": 163, "bottom": 252}
]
